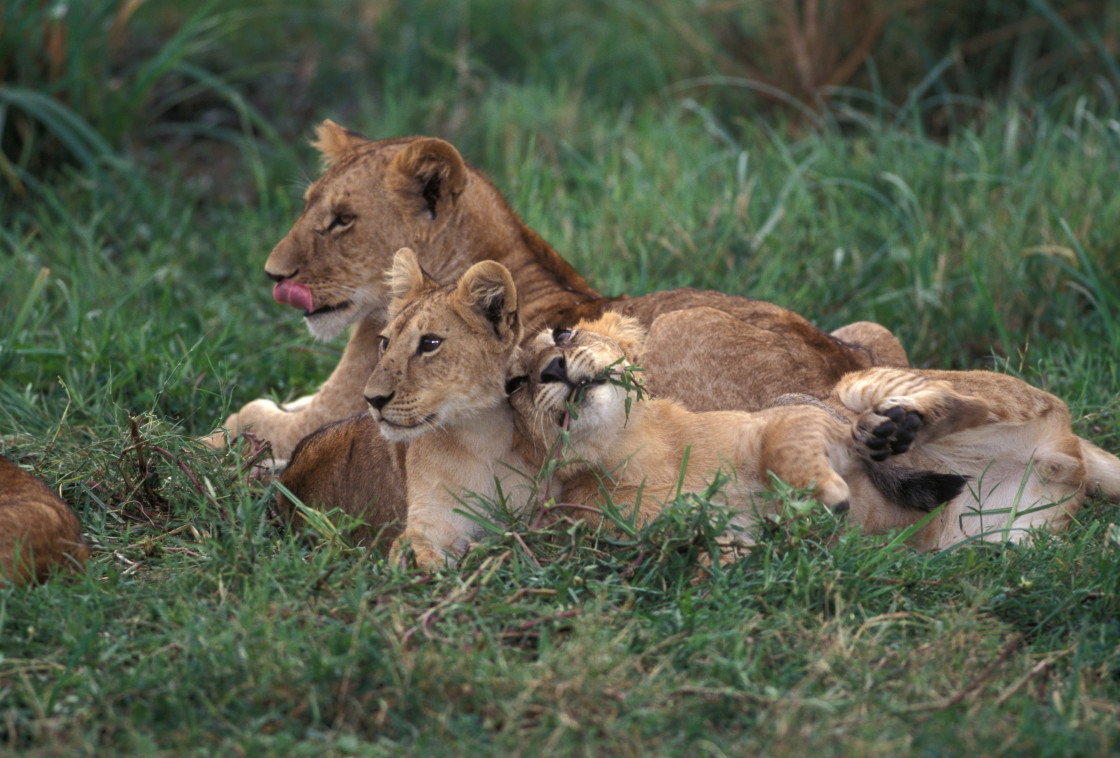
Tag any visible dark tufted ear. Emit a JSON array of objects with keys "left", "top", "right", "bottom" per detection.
[
  {"left": 455, "top": 260, "right": 521, "bottom": 344},
  {"left": 386, "top": 248, "right": 439, "bottom": 319},
  {"left": 310, "top": 119, "right": 370, "bottom": 168},
  {"left": 388, "top": 138, "right": 469, "bottom": 221}
]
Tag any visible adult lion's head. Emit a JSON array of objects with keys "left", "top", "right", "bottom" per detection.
[{"left": 266, "top": 120, "right": 470, "bottom": 341}]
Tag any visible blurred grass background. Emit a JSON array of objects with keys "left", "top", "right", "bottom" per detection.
[{"left": 2, "top": 1, "right": 1119, "bottom": 755}]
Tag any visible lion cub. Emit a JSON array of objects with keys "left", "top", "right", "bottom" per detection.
[
  {"left": 508, "top": 313, "right": 951, "bottom": 543},
  {"left": 364, "top": 248, "right": 536, "bottom": 567},
  {"left": 1, "top": 456, "right": 90, "bottom": 585},
  {"left": 512, "top": 310, "right": 1120, "bottom": 549}
]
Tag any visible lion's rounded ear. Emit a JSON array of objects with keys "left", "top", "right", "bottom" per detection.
[
  {"left": 388, "top": 138, "right": 469, "bottom": 221},
  {"left": 311, "top": 119, "right": 369, "bottom": 168},
  {"left": 457, "top": 260, "right": 520, "bottom": 342},
  {"left": 582, "top": 312, "right": 647, "bottom": 362},
  {"left": 387, "top": 247, "right": 438, "bottom": 317}
]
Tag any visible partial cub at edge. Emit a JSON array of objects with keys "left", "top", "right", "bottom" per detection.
[
  {"left": 831, "top": 366, "right": 1120, "bottom": 548},
  {"left": 0, "top": 456, "right": 90, "bottom": 585}
]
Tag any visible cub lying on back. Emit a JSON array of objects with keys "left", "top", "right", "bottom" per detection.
[
  {"left": 513, "top": 311, "right": 1120, "bottom": 550},
  {"left": 0, "top": 456, "right": 90, "bottom": 585},
  {"left": 509, "top": 313, "right": 963, "bottom": 545},
  {"left": 364, "top": 249, "right": 944, "bottom": 568}
]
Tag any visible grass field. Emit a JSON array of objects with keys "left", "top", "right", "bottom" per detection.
[{"left": 2, "top": 2, "right": 1119, "bottom": 755}]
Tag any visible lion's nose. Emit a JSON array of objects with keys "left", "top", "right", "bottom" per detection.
[
  {"left": 540, "top": 356, "right": 567, "bottom": 384},
  {"left": 366, "top": 391, "right": 394, "bottom": 412},
  {"left": 266, "top": 267, "right": 298, "bottom": 283}
]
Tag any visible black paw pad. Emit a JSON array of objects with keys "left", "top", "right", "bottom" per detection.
[{"left": 865, "top": 406, "right": 923, "bottom": 460}]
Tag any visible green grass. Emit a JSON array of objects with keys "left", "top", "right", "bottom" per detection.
[{"left": 2, "top": 2, "right": 1120, "bottom": 755}]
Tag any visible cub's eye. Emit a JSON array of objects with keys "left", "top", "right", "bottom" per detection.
[
  {"left": 378, "top": 336, "right": 390, "bottom": 354},
  {"left": 328, "top": 213, "right": 355, "bottom": 232},
  {"left": 552, "top": 327, "right": 572, "bottom": 344},
  {"left": 505, "top": 375, "right": 529, "bottom": 395},
  {"left": 418, "top": 334, "right": 442, "bottom": 354}
]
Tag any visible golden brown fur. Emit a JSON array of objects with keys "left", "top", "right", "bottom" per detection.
[
  {"left": 830, "top": 366, "right": 1120, "bottom": 548},
  {"left": 509, "top": 313, "right": 907, "bottom": 543},
  {"left": 275, "top": 412, "right": 406, "bottom": 551},
  {"left": 517, "top": 310, "right": 1120, "bottom": 549},
  {"left": 364, "top": 250, "right": 536, "bottom": 567},
  {"left": 0, "top": 456, "right": 90, "bottom": 585},
  {"left": 206, "top": 119, "right": 907, "bottom": 462}
]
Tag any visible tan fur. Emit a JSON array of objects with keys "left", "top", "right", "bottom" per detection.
[
  {"left": 510, "top": 313, "right": 877, "bottom": 543},
  {"left": 364, "top": 250, "right": 535, "bottom": 568},
  {"left": 830, "top": 366, "right": 1120, "bottom": 548},
  {"left": 514, "top": 314, "right": 1120, "bottom": 549},
  {"left": 275, "top": 412, "right": 406, "bottom": 552},
  {"left": 205, "top": 120, "right": 907, "bottom": 461},
  {"left": 0, "top": 456, "right": 90, "bottom": 585}
]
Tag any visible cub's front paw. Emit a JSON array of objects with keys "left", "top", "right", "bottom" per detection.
[
  {"left": 857, "top": 403, "right": 922, "bottom": 461},
  {"left": 389, "top": 534, "right": 447, "bottom": 571}
]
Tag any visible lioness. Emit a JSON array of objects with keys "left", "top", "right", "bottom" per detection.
[
  {"left": 207, "top": 119, "right": 907, "bottom": 461},
  {"left": 1, "top": 456, "right": 90, "bottom": 585},
  {"left": 511, "top": 311, "right": 1120, "bottom": 550}
]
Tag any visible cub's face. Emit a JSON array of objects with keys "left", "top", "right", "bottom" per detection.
[
  {"left": 508, "top": 319, "right": 639, "bottom": 453},
  {"left": 364, "top": 251, "right": 521, "bottom": 443},
  {"left": 364, "top": 291, "right": 513, "bottom": 443}
]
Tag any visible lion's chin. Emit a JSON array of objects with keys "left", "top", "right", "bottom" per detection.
[
  {"left": 305, "top": 302, "right": 358, "bottom": 342},
  {"left": 375, "top": 417, "right": 433, "bottom": 443}
]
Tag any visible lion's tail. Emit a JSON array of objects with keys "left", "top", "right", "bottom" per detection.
[
  {"left": 1080, "top": 438, "right": 1120, "bottom": 502},
  {"left": 863, "top": 460, "right": 968, "bottom": 513}
]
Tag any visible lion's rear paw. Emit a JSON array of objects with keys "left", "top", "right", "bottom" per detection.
[{"left": 858, "top": 403, "right": 922, "bottom": 461}]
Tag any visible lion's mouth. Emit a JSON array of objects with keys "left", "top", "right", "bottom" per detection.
[
  {"left": 556, "top": 377, "right": 607, "bottom": 426},
  {"left": 378, "top": 413, "right": 437, "bottom": 436},
  {"left": 272, "top": 279, "right": 351, "bottom": 317}
]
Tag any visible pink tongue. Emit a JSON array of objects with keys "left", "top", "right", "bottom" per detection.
[{"left": 272, "top": 280, "right": 314, "bottom": 312}]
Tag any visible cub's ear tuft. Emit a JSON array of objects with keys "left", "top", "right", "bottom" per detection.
[
  {"left": 457, "top": 261, "right": 520, "bottom": 341},
  {"left": 387, "top": 248, "right": 439, "bottom": 318},
  {"left": 389, "top": 138, "right": 468, "bottom": 221},
  {"left": 578, "top": 312, "right": 647, "bottom": 362},
  {"left": 311, "top": 119, "right": 369, "bottom": 168}
]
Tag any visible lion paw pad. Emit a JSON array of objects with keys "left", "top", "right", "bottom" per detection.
[{"left": 864, "top": 405, "right": 922, "bottom": 461}]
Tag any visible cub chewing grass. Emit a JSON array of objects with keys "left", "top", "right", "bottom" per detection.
[
  {"left": 508, "top": 313, "right": 961, "bottom": 548},
  {"left": 517, "top": 307, "right": 1120, "bottom": 549},
  {"left": 1, "top": 455, "right": 90, "bottom": 585}
]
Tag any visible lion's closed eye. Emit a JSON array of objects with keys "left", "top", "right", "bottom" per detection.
[{"left": 505, "top": 375, "right": 529, "bottom": 395}]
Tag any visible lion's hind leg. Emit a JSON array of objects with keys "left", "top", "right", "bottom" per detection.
[{"left": 835, "top": 367, "right": 994, "bottom": 448}]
